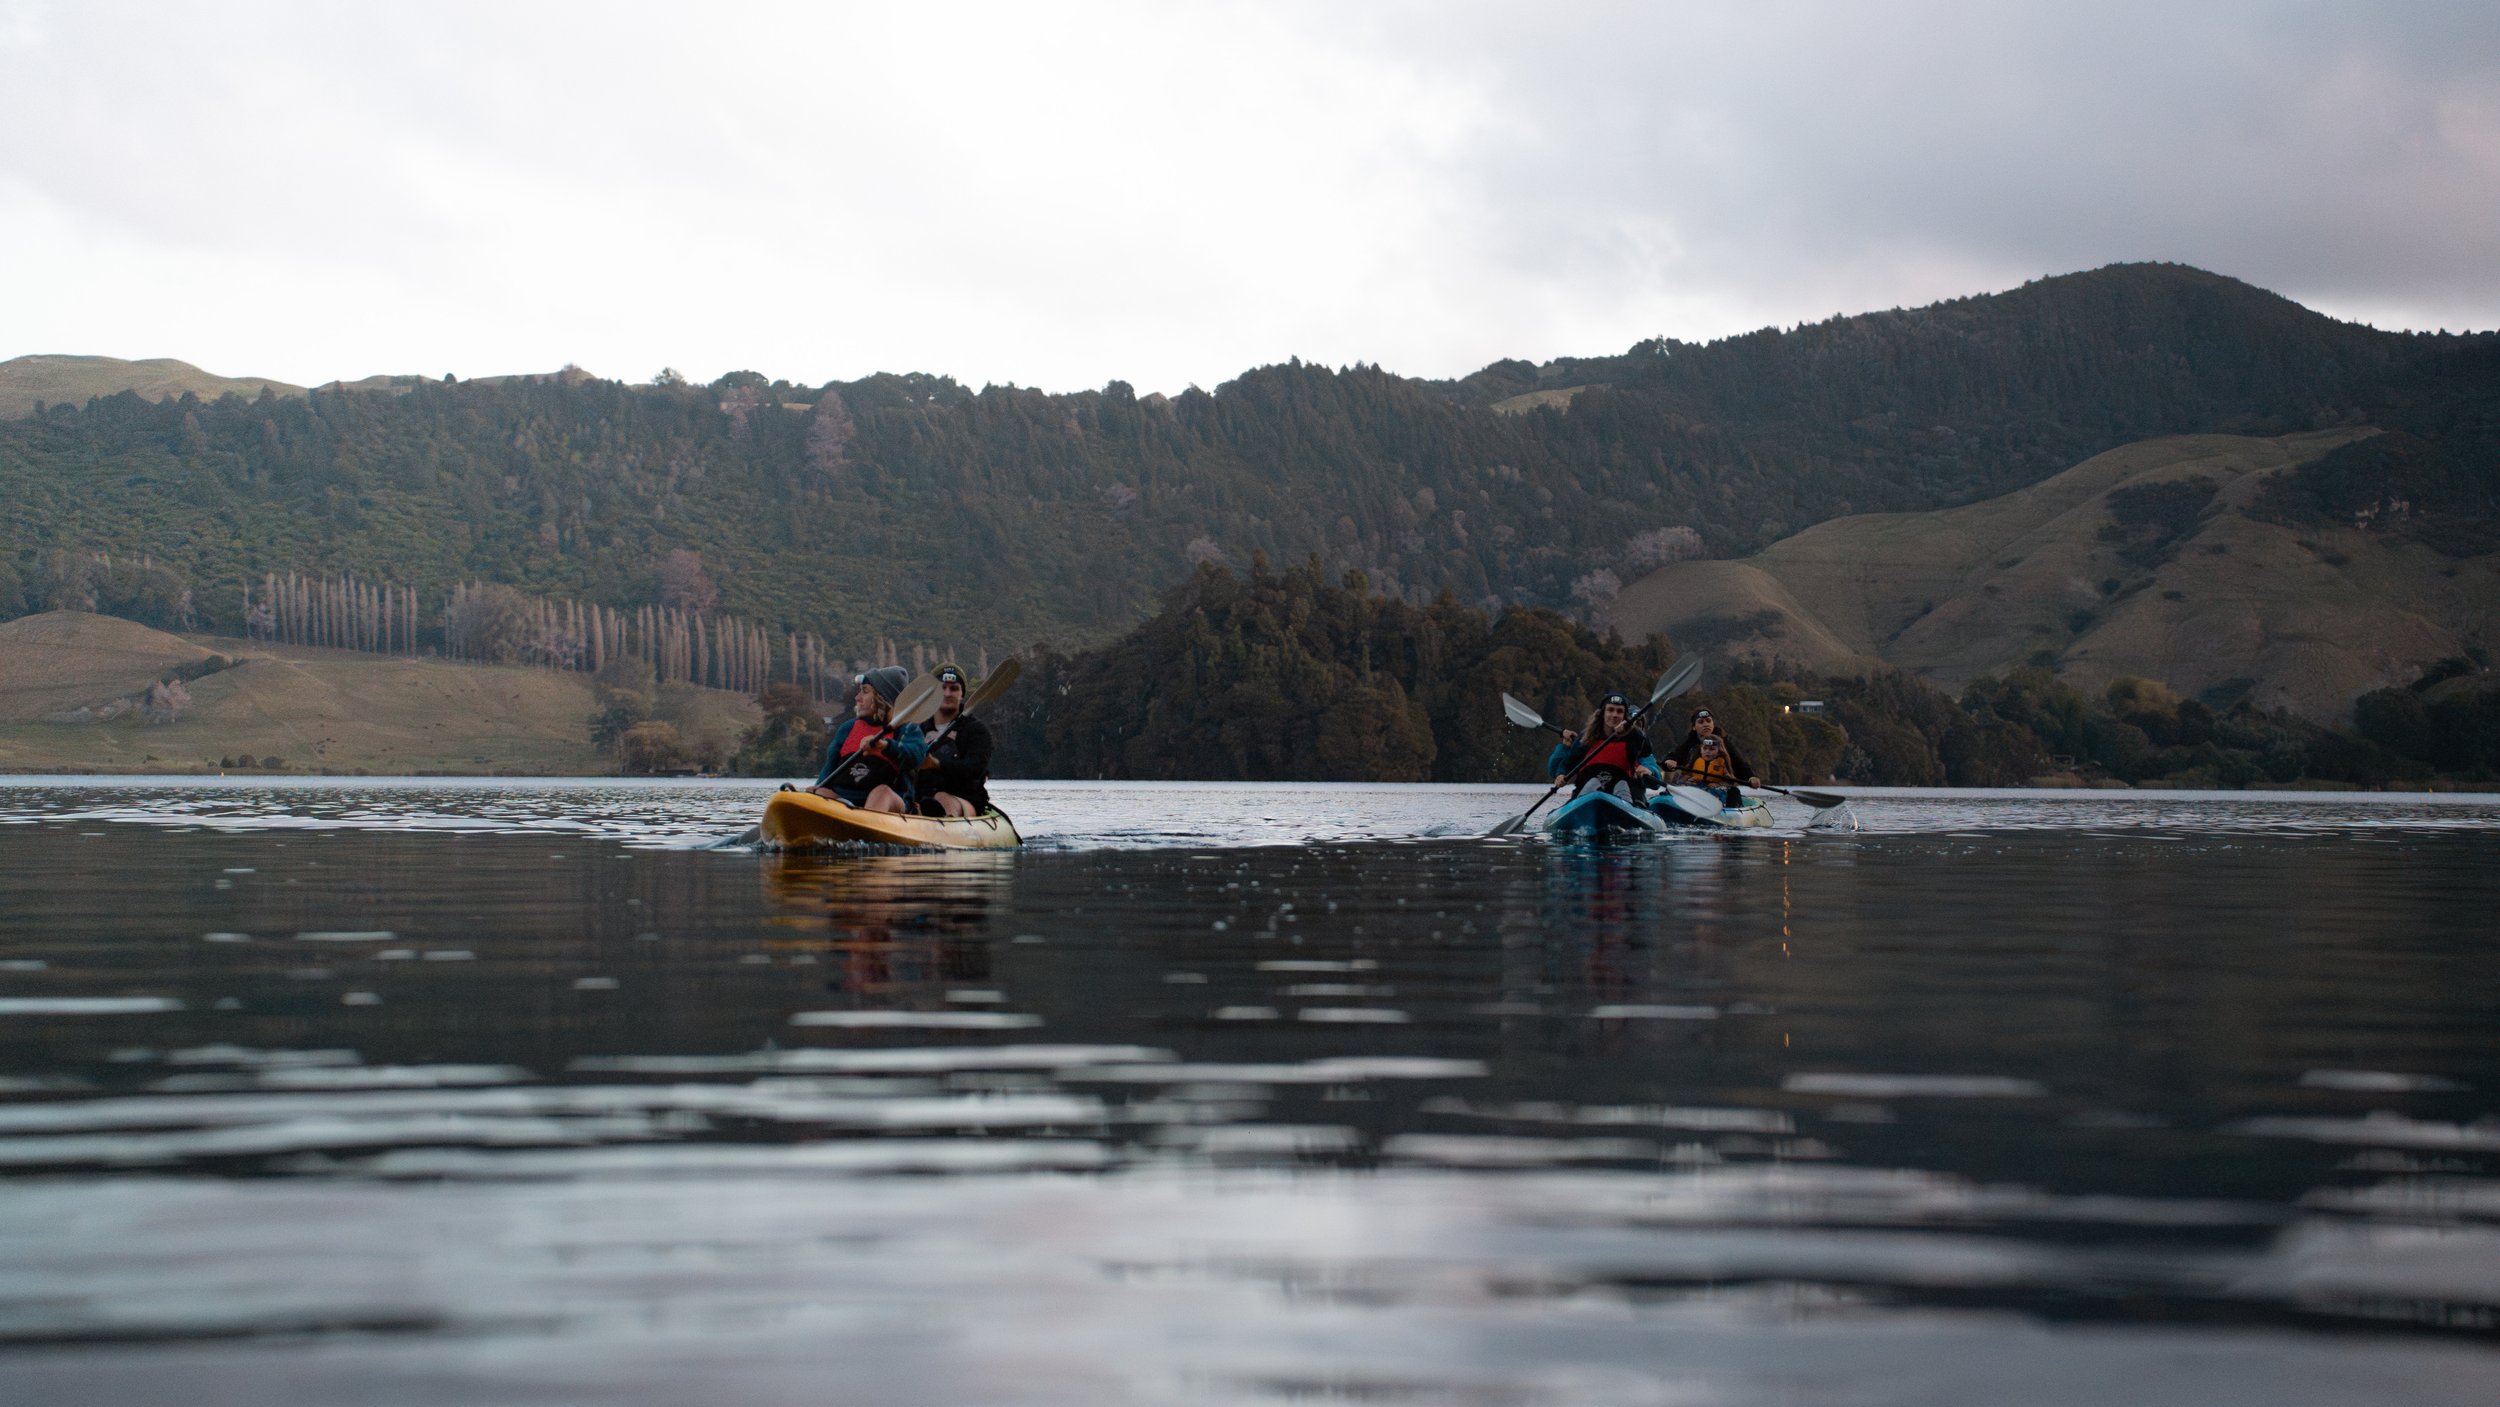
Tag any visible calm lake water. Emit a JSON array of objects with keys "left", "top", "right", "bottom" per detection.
[{"left": 1, "top": 778, "right": 2497, "bottom": 1405}]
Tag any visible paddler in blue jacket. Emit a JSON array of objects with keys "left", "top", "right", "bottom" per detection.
[
  {"left": 808, "top": 665, "right": 926, "bottom": 814},
  {"left": 1548, "top": 691, "right": 1663, "bottom": 801}
]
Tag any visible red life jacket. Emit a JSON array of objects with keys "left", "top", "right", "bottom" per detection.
[
  {"left": 828, "top": 719, "right": 899, "bottom": 793},
  {"left": 1581, "top": 736, "right": 1635, "bottom": 775}
]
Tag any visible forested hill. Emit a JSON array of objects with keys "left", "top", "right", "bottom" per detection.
[{"left": 0, "top": 263, "right": 2476, "bottom": 659}]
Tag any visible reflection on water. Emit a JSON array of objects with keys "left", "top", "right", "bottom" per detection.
[
  {"left": 761, "top": 853, "right": 1008, "bottom": 995},
  {"left": 0, "top": 780, "right": 2497, "bottom": 1404}
]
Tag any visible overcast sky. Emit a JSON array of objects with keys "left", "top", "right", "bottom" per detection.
[{"left": 3, "top": 0, "right": 2494, "bottom": 393}]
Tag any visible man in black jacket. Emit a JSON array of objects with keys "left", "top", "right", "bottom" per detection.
[{"left": 917, "top": 664, "right": 995, "bottom": 818}]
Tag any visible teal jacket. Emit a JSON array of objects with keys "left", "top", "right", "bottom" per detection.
[{"left": 814, "top": 715, "right": 927, "bottom": 797}]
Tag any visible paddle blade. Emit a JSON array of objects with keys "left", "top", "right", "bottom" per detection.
[
  {"left": 1501, "top": 693, "right": 1547, "bottom": 731},
  {"left": 1660, "top": 785, "right": 1721, "bottom": 821},
  {"left": 1788, "top": 788, "right": 1848, "bottom": 809},
  {"left": 1627, "top": 656, "right": 1704, "bottom": 729},
  {"left": 1485, "top": 811, "right": 1528, "bottom": 838},
  {"left": 890, "top": 672, "right": 944, "bottom": 727},
  {"left": 964, "top": 656, "right": 1022, "bottom": 714},
  {"left": 1651, "top": 655, "right": 1703, "bottom": 704}
]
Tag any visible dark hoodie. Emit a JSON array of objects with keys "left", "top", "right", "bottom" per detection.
[{"left": 921, "top": 711, "right": 993, "bottom": 811}]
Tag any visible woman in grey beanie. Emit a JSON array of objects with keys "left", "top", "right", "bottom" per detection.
[{"left": 808, "top": 665, "right": 927, "bottom": 813}]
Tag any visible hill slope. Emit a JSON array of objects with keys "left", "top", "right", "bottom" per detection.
[
  {"left": 3, "top": 263, "right": 2477, "bottom": 660},
  {"left": 0, "top": 356, "right": 304, "bottom": 418},
  {"left": 0, "top": 611, "right": 226, "bottom": 723},
  {"left": 1613, "top": 430, "right": 2500, "bottom": 720},
  {"left": 0, "top": 612, "right": 758, "bottom": 774}
]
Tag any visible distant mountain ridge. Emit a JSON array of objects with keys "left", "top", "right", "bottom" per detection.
[{"left": 1, "top": 264, "right": 2489, "bottom": 696}]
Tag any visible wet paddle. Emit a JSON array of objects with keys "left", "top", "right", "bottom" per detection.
[
  {"left": 1487, "top": 656, "right": 1702, "bottom": 838},
  {"left": 1757, "top": 781, "right": 1850, "bottom": 809},
  {"left": 1500, "top": 693, "right": 1569, "bottom": 736},
  {"left": 1660, "top": 780, "right": 1847, "bottom": 819},
  {"left": 1658, "top": 784, "right": 1723, "bottom": 821}
]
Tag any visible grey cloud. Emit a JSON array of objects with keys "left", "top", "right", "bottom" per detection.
[
  {"left": 1399, "top": 0, "right": 2500, "bottom": 331},
  {"left": 1, "top": 0, "right": 2491, "bottom": 392}
]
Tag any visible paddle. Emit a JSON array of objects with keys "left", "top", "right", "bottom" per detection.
[
  {"left": 1658, "top": 784, "right": 1724, "bottom": 821},
  {"left": 966, "top": 656, "right": 1021, "bottom": 713},
  {"left": 887, "top": 671, "right": 944, "bottom": 728},
  {"left": 1756, "top": 781, "right": 1850, "bottom": 810},
  {"left": 1487, "top": 656, "right": 1703, "bottom": 838},
  {"left": 1501, "top": 692, "right": 1568, "bottom": 736}
]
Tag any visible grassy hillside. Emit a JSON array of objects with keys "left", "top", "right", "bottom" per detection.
[
  {"left": 0, "top": 355, "right": 304, "bottom": 419},
  {"left": 0, "top": 612, "right": 759, "bottom": 775},
  {"left": 0, "top": 611, "right": 227, "bottom": 723},
  {"left": 3, "top": 264, "right": 2479, "bottom": 663},
  {"left": 1614, "top": 430, "right": 2500, "bottom": 721}
]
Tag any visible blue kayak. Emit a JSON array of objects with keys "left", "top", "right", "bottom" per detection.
[
  {"left": 1545, "top": 790, "right": 1669, "bottom": 838},
  {"left": 1652, "top": 794, "right": 1776, "bottom": 829}
]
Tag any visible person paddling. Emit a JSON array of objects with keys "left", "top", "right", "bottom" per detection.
[
  {"left": 1662, "top": 706, "right": 1759, "bottom": 809},
  {"left": 1548, "top": 691, "right": 1662, "bottom": 801},
  {"left": 809, "top": 666, "right": 926, "bottom": 815},
  {"left": 915, "top": 663, "right": 994, "bottom": 819}
]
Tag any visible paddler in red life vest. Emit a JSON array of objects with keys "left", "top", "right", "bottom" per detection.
[
  {"left": 1548, "top": 691, "right": 1663, "bottom": 801},
  {"left": 1662, "top": 706, "right": 1760, "bottom": 809},
  {"left": 807, "top": 665, "right": 927, "bottom": 814}
]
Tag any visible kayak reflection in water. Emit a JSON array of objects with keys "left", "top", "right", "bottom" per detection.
[
  {"left": 1661, "top": 706, "right": 1761, "bottom": 809},
  {"left": 1547, "top": 691, "right": 1663, "bottom": 802},
  {"left": 808, "top": 666, "right": 926, "bottom": 815},
  {"left": 915, "top": 663, "right": 994, "bottom": 819}
]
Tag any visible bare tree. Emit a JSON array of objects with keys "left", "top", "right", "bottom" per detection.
[{"left": 658, "top": 550, "right": 720, "bottom": 614}]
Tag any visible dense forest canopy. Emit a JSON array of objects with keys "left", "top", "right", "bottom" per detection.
[
  {"left": 2, "top": 263, "right": 2488, "bottom": 669},
  {"left": 967, "top": 562, "right": 2499, "bottom": 790}
]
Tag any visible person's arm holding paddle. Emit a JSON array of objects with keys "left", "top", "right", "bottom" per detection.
[
  {"left": 921, "top": 715, "right": 993, "bottom": 817},
  {"left": 810, "top": 667, "right": 921, "bottom": 815},
  {"left": 1546, "top": 730, "right": 1585, "bottom": 786}
]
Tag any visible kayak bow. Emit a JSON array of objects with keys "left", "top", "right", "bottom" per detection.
[{"left": 1545, "top": 790, "right": 1669, "bottom": 838}]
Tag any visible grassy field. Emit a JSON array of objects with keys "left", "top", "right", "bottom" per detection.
[
  {"left": 0, "top": 355, "right": 305, "bottom": 417},
  {"left": 0, "top": 612, "right": 759, "bottom": 775},
  {"left": 1487, "top": 386, "right": 1589, "bottom": 415},
  {"left": 1613, "top": 430, "right": 2500, "bottom": 721}
]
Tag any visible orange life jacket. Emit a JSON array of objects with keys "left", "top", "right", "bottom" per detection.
[{"left": 1685, "top": 748, "right": 1736, "bottom": 784}]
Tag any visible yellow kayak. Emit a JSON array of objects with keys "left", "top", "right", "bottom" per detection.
[{"left": 760, "top": 790, "right": 1023, "bottom": 851}]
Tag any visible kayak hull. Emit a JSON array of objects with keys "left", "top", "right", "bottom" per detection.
[
  {"left": 1653, "top": 795, "right": 1775, "bottom": 829},
  {"left": 761, "top": 790, "right": 1023, "bottom": 850},
  {"left": 1546, "top": 790, "right": 1668, "bottom": 838}
]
